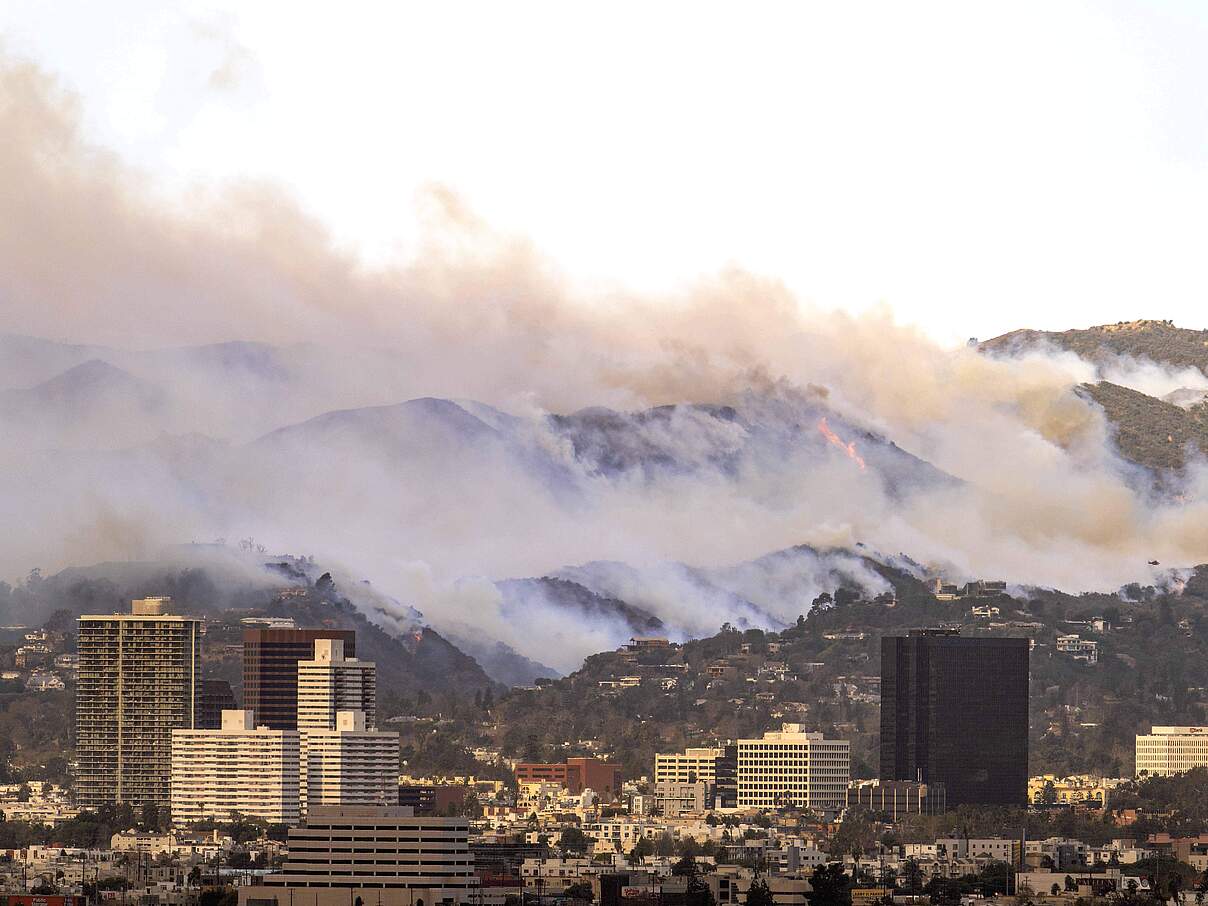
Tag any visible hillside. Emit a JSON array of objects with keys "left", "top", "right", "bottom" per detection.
[
  {"left": 1078, "top": 381, "right": 1208, "bottom": 471},
  {"left": 0, "top": 552, "right": 500, "bottom": 705},
  {"left": 982, "top": 319, "right": 1208, "bottom": 376},
  {"left": 461, "top": 564, "right": 1208, "bottom": 782},
  {"left": 6, "top": 548, "right": 1208, "bottom": 788}
]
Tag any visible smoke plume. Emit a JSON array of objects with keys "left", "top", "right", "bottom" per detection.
[{"left": 3, "top": 54, "right": 1208, "bottom": 668}]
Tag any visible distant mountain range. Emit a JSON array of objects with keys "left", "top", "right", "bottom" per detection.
[{"left": 3, "top": 324, "right": 1208, "bottom": 683}]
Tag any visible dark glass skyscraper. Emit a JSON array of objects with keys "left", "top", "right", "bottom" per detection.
[
  {"left": 243, "top": 628, "right": 356, "bottom": 730},
  {"left": 197, "top": 679, "right": 238, "bottom": 729},
  {"left": 880, "top": 630, "right": 1029, "bottom": 807}
]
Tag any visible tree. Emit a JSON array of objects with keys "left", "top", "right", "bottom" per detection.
[
  {"left": 746, "top": 879, "right": 775, "bottom": 906},
  {"left": 629, "top": 836, "right": 655, "bottom": 865},
  {"left": 198, "top": 889, "right": 238, "bottom": 906},
  {"left": 929, "top": 879, "right": 967, "bottom": 906},
  {"left": 141, "top": 803, "right": 161, "bottom": 831},
  {"left": 564, "top": 882, "right": 594, "bottom": 901},
  {"left": 559, "top": 827, "right": 592, "bottom": 855},
  {"left": 808, "top": 863, "right": 851, "bottom": 906},
  {"left": 1167, "top": 872, "right": 1185, "bottom": 905},
  {"left": 673, "top": 855, "right": 700, "bottom": 877},
  {"left": 522, "top": 735, "right": 545, "bottom": 762},
  {"left": 676, "top": 837, "right": 702, "bottom": 859},
  {"left": 902, "top": 858, "right": 924, "bottom": 895}
]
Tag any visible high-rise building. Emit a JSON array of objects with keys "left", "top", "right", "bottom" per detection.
[
  {"left": 76, "top": 597, "right": 202, "bottom": 810},
  {"left": 239, "top": 806, "right": 477, "bottom": 906},
  {"left": 1136, "top": 727, "right": 1208, "bottom": 777},
  {"left": 197, "top": 679, "right": 238, "bottom": 730},
  {"left": 714, "top": 744, "right": 738, "bottom": 809},
  {"left": 171, "top": 710, "right": 301, "bottom": 825},
  {"left": 880, "top": 630, "right": 1029, "bottom": 807},
  {"left": 654, "top": 745, "right": 737, "bottom": 809},
  {"left": 243, "top": 629, "right": 356, "bottom": 730},
  {"left": 654, "top": 747, "right": 724, "bottom": 785},
  {"left": 735, "top": 724, "right": 850, "bottom": 814},
  {"left": 300, "top": 710, "right": 400, "bottom": 813},
  {"left": 286, "top": 639, "right": 397, "bottom": 815},
  {"left": 297, "top": 639, "right": 376, "bottom": 731}
]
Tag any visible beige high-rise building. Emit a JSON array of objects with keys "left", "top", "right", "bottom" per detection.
[
  {"left": 301, "top": 710, "right": 399, "bottom": 813},
  {"left": 654, "top": 747, "right": 724, "bottom": 785},
  {"left": 293, "top": 639, "right": 396, "bottom": 815},
  {"left": 76, "top": 597, "right": 201, "bottom": 810},
  {"left": 297, "top": 639, "right": 377, "bottom": 731},
  {"left": 1136, "top": 727, "right": 1208, "bottom": 777},
  {"left": 736, "top": 723, "right": 850, "bottom": 815},
  {"left": 171, "top": 710, "right": 301, "bottom": 825}
]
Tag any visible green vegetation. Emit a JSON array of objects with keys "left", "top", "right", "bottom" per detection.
[
  {"left": 807, "top": 863, "right": 851, "bottom": 906},
  {"left": 0, "top": 689, "right": 72, "bottom": 783},
  {"left": 0, "top": 803, "right": 142, "bottom": 848},
  {"left": 475, "top": 563, "right": 1208, "bottom": 783},
  {"left": 980, "top": 320, "right": 1208, "bottom": 471},
  {"left": 4, "top": 546, "right": 1208, "bottom": 816},
  {"left": 1079, "top": 381, "right": 1208, "bottom": 471}
]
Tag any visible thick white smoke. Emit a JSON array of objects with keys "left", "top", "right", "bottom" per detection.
[{"left": 2, "top": 54, "right": 1208, "bottom": 669}]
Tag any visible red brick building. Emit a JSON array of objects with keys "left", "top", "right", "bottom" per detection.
[{"left": 514, "top": 756, "right": 621, "bottom": 798}]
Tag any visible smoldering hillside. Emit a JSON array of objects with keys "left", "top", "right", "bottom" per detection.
[{"left": 3, "top": 55, "right": 1208, "bottom": 673}]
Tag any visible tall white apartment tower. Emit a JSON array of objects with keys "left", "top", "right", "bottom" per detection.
[
  {"left": 297, "top": 639, "right": 377, "bottom": 730},
  {"left": 295, "top": 640, "right": 397, "bottom": 815}
]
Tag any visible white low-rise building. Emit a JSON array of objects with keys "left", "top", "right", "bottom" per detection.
[
  {"left": 1056, "top": 634, "right": 1099, "bottom": 665},
  {"left": 1136, "top": 726, "right": 1208, "bottom": 776}
]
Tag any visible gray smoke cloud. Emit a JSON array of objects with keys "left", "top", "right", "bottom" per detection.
[{"left": 3, "top": 54, "right": 1208, "bottom": 669}]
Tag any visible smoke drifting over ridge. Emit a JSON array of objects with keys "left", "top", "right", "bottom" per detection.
[{"left": 3, "top": 55, "right": 1208, "bottom": 667}]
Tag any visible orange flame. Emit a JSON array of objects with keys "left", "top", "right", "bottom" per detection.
[{"left": 817, "top": 417, "right": 866, "bottom": 471}]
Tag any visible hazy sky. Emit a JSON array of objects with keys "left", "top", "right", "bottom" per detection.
[{"left": 4, "top": 1, "right": 1208, "bottom": 345}]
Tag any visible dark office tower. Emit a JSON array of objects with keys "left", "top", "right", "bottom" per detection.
[
  {"left": 197, "top": 679, "right": 238, "bottom": 729},
  {"left": 243, "top": 629, "right": 356, "bottom": 730},
  {"left": 880, "top": 630, "right": 1029, "bottom": 807},
  {"left": 712, "top": 744, "right": 738, "bottom": 810}
]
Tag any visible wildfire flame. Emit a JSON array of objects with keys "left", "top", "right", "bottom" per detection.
[{"left": 817, "top": 417, "right": 866, "bottom": 471}]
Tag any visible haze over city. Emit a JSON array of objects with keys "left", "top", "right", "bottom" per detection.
[{"left": 3, "top": 6, "right": 1208, "bottom": 906}]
